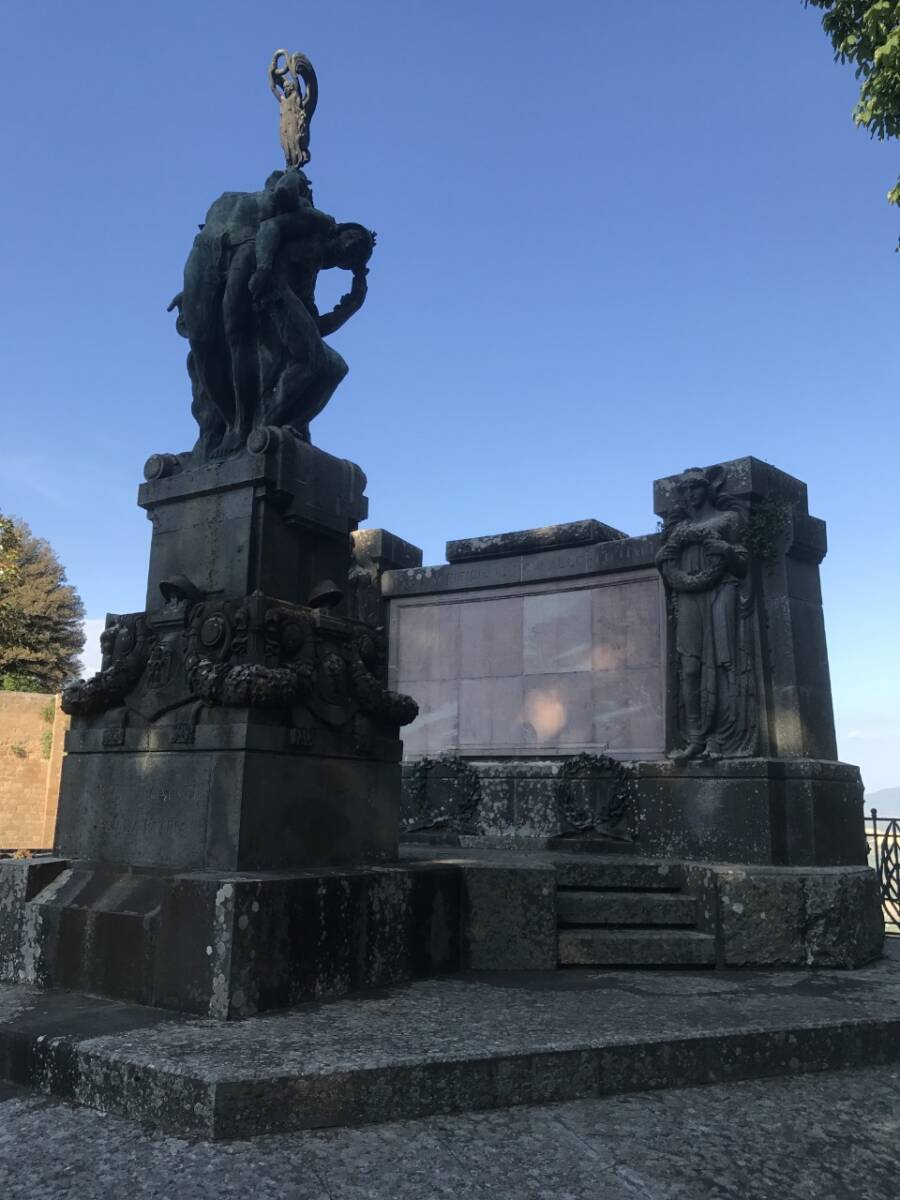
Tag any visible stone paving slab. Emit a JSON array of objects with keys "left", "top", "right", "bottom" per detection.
[
  {"left": 1, "top": 1064, "right": 899, "bottom": 1198},
  {"left": 2, "top": 942, "right": 899, "bottom": 1140}
]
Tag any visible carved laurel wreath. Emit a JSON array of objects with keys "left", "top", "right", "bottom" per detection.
[
  {"left": 403, "top": 754, "right": 481, "bottom": 834},
  {"left": 554, "top": 752, "right": 634, "bottom": 834},
  {"left": 658, "top": 523, "right": 735, "bottom": 593}
]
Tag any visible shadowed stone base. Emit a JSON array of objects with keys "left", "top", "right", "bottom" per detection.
[
  {"left": 57, "top": 747, "right": 403, "bottom": 872},
  {"left": 0, "top": 849, "right": 883, "bottom": 1017},
  {"left": 0, "top": 857, "right": 461, "bottom": 1018}
]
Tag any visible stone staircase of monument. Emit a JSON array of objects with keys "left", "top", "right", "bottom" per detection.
[{"left": 555, "top": 859, "right": 716, "bottom": 968}]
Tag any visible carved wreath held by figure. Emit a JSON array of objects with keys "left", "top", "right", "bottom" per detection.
[
  {"left": 655, "top": 466, "right": 758, "bottom": 761},
  {"left": 269, "top": 49, "right": 318, "bottom": 168}
]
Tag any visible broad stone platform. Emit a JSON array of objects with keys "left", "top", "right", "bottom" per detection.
[
  {"left": 1, "top": 848, "right": 883, "bottom": 1018},
  {"left": 1, "top": 941, "right": 898, "bottom": 1140}
]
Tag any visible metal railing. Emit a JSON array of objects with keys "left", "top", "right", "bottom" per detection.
[{"left": 869, "top": 809, "right": 900, "bottom": 937}]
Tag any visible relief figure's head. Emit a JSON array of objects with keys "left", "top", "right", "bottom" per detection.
[{"left": 678, "top": 468, "right": 711, "bottom": 514}]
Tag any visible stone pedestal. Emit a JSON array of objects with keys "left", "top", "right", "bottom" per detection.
[
  {"left": 140, "top": 430, "right": 368, "bottom": 616},
  {"left": 1, "top": 430, "right": 420, "bottom": 1016}
]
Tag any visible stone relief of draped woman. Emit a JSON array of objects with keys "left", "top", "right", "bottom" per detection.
[{"left": 655, "top": 466, "right": 758, "bottom": 760}]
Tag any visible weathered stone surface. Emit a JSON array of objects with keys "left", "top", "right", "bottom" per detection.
[
  {"left": 463, "top": 865, "right": 557, "bottom": 970},
  {"left": 349, "top": 529, "right": 423, "bottom": 628},
  {"left": 554, "top": 858, "right": 684, "bottom": 891},
  {"left": 632, "top": 758, "right": 867, "bottom": 867},
  {"left": 3, "top": 860, "right": 463, "bottom": 1017},
  {"left": 802, "top": 867, "right": 884, "bottom": 967},
  {"left": 654, "top": 456, "right": 838, "bottom": 762},
  {"left": 3, "top": 942, "right": 900, "bottom": 1140},
  {"left": 57, "top": 747, "right": 402, "bottom": 871},
  {"left": 138, "top": 439, "right": 368, "bottom": 613},
  {"left": 4, "top": 1061, "right": 900, "bottom": 1199},
  {"left": 655, "top": 465, "right": 758, "bottom": 760},
  {"left": 382, "top": 535, "right": 661, "bottom": 598},
  {"left": 713, "top": 870, "right": 808, "bottom": 965},
  {"left": 682, "top": 862, "right": 884, "bottom": 968},
  {"left": 446, "top": 519, "right": 627, "bottom": 563},
  {"left": 556, "top": 890, "right": 697, "bottom": 927},
  {"left": 558, "top": 928, "right": 716, "bottom": 967},
  {"left": 0, "top": 858, "right": 66, "bottom": 984}
]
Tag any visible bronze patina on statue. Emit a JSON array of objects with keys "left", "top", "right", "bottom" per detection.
[
  {"left": 168, "top": 51, "right": 375, "bottom": 463},
  {"left": 269, "top": 49, "right": 318, "bottom": 169}
]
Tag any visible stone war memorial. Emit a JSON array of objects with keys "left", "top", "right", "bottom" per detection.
[{"left": 0, "top": 50, "right": 891, "bottom": 1142}]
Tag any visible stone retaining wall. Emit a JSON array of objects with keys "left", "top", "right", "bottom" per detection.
[{"left": 0, "top": 693, "right": 67, "bottom": 850}]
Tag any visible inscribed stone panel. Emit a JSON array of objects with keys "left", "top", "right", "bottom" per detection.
[
  {"left": 592, "top": 667, "right": 663, "bottom": 753},
  {"left": 459, "top": 677, "right": 525, "bottom": 749},
  {"left": 523, "top": 591, "right": 592, "bottom": 675},
  {"left": 398, "top": 679, "right": 459, "bottom": 758},
  {"left": 625, "top": 579, "right": 662, "bottom": 668},
  {"left": 395, "top": 602, "right": 460, "bottom": 683},
  {"left": 522, "top": 672, "right": 594, "bottom": 747},
  {"left": 458, "top": 596, "right": 524, "bottom": 679},
  {"left": 590, "top": 584, "right": 627, "bottom": 672}
]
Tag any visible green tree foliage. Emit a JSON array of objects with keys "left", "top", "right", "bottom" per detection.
[
  {"left": 806, "top": 1, "right": 900, "bottom": 205},
  {"left": 0, "top": 515, "right": 85, "bottom": 692}
]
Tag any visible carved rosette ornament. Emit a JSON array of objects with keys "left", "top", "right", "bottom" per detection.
[{"left": 655, "top": 466, "right": 758, "bottom": 760}]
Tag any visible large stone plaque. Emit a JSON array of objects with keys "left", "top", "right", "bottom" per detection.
[{"left": 388, "top": 571, "right": 665, "bottom": 759}]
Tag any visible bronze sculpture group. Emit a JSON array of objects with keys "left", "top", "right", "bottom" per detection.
[{"left": 169, "top": 50, "right": 375, "bottom": 463}]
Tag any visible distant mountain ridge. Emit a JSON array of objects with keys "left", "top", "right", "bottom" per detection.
[{"left": 866, "top": 786, "right": 900, "bottom": 813}]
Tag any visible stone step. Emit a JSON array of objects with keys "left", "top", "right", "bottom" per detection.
[
  {"left": 556, "top": 890, "right": 697, "bottom": 928},
  {"left": 558, "top": 928, "right": 716, "bottom": 967},
  {"left": 555, "top": 859, "right": 683, "bottom": 892}
]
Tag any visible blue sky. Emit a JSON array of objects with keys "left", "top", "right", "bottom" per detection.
[{"left": 1, "top": 1, "right": 898, "bottom": 789}]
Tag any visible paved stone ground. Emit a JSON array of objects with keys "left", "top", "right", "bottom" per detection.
[{"left": 1, "top": 1064, "right": 898, "bottom": 1199}]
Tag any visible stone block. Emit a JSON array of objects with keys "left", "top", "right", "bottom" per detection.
[
  {"left": 446, "top": 519, "right": 626, "bottom": 563},
  {"left": 801, "top": 868, "right": 884, "bottom": 967},
  {"left": 463, "top": 865, "right": 556, "bottom": 970},
  {"left": 558, "top": 928, "right": 716, "bottom": 967},
  {"left": 56, "top": 749, "right": 401, "bottom": 871},
  {"left": 632, "top": 760, "right": 867, "bottom": 867},
  {"left": 407, "top": 865, "right": 463, "bottom": 976},
  {"left": 0, "top": 858, "right": 67, "bottom": 983},
  {"left": 556, "top": 890, "right": 698, "bottom": 927},
  {"left": 3, "top": 860, "right": 466, "bottom": 1018},
  {"left": 713, "top": 869, "right": 807, "bottom": 965},
  {"left": 139, "top": 441, "right": 368, "bottom": 614},
  {"left": 351, "top": 528, "right": 423, "bottom": 571},
  {"left": 512, "top": 773, "right": 559, "bottom": 836},
  {"left": 682, "top": 863, "right": 884, "bottom": 969}
]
